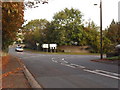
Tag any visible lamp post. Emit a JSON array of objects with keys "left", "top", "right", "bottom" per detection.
[{"left": 94, "top": 0, "right": 103, "bottom": 59}]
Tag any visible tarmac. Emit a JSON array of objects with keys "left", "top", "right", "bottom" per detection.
[{"left": 1, "top": 54, "right": 119, "bottom": 89}]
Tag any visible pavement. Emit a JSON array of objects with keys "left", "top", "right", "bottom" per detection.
[{"left": 2, "top": 55, "right": 32, "bottom": 89}]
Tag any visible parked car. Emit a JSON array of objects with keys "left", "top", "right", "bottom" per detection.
[
  {"left": 15, "top": 46, "right": 23, "bottom": 52},
  {"left": 115, "top": 44, "right": 120, "bottom": 50}
]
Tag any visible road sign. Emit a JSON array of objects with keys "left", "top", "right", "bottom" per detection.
[
  {"left": 42, "top": 44, "right": 49, "bottom": 48},
  {"left": 36, "top": 43, "right": 39, "bottom": 46},
  {"left": 49, "top": 44, "right": 57, "bottom": 49}
]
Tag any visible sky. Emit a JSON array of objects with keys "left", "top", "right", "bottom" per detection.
[{"left": 24, "top": 0, "right": 120, "bottom": 29}]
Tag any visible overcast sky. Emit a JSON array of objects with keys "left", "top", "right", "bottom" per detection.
[{"left": 24, "top": 0, "right": 120, "bottom": 29}]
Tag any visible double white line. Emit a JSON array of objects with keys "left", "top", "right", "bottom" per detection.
[
  {"left": 52, "top": 57, "right": 120, "bottom": 80},
  {"left": 84, "top": 69, "right": 120, "bottom": 80}
]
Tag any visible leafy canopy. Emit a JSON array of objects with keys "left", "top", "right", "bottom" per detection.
[{"left": 2, "top": 2, "right": 24, "bottom": 52}]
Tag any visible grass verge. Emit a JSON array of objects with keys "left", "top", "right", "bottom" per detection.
[
  {"left": 106, "top": 56, "right": 120, "bottom": 60},
  {"left": 24, "top": 48, "right": 100, "bottom": 55}
]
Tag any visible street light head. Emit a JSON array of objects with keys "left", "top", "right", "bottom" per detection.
[
  {"left": 94, "top": 4, "right": 98, "bottom": 6},
  {"left": 42, "top": 0, "right": 48, "bottom": 4}
]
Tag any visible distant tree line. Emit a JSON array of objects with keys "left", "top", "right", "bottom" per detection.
[{"left": 23, "top": 8, "right": 120, "bottom": 53}]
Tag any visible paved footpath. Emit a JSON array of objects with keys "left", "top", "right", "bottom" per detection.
[{"left": 2, "top": 55, "right": 31, "bottom": 89}]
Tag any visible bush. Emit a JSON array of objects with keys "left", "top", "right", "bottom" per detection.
[{"left": 106, "top": 52, "right": 119, "bottom": 57}]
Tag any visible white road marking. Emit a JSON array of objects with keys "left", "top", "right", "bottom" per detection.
[
  {"left": 52, "top": 59, "right": 58, "bottom": 63},
  {"left": 84, "top": 69, "right": 120, "bottom": 80},
  {"left": 51, "top": 57, "right": 119, "bottom": 80},
  {"left": 62, "top": 58, "right": 65, "bottom": 61},
  {"left": 77, "top": 65, "right": 86, "bottom": 69},
  {"left": 63, "top": 61, "right": 68, "bottom": 63},
  {"left": 61, "top": 63, "right": 75, "bottom": 68},
  {"left": 95, "top": 70, "right": 120, "bottom": 77},
  {"left": 52, "top": 58, "right": 54, "bottom": 60},
  {"left": 70, "top": 64, "right": 85, "bottom": 69},
  {"left": 70, "top": 63, "right": 79, "bottom": 66}
]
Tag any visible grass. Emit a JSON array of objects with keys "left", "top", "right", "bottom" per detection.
[
  {"left": 106, "top": 56, "right": 120, "bottom": 60},
  {"left": 24, "top": 48, "right": 100, "bottom": 55}
]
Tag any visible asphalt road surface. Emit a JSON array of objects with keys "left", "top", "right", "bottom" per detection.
[{"left": 9, "top": 47, "right": 119, "bottom": 88}]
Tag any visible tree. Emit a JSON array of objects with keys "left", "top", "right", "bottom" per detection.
[
  {"left": 104, "top": 20, "right": 120, "bottom": 52},
  {"left": 2, "top": 2, "right": 24, "bottom": 52},
  {"left": 1, "top": 0, "right": 48, "bottom": 52},
  {"left": 105, "top": 20, "right": 120, "bottom": 44},
  {"left": 24, "top": 0, "right": 48, "bottom": 8},
  {"left": 47, "top": 8, "right": 85, "bottom": 46},
  {"left": 23, "top": 19, "right": 49, "bottom": 49},
  {"left": 83, "top": 21, "right": 100, "bottom": 53}
]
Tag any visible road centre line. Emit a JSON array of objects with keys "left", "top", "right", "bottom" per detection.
[
  {"left": 84, "top": 69, "right": 120, "bottom": 80},
  {"left": 70, "top": 63, "right": 86, "bottom": 69},
  {"left": 62, "top": 58, "right": 65, "bottom": 60},
  {"left": 95, "top": 70, "right": 120, "bottom": 77},
  {"left": 51, "top": 57, "right": 120, "bottom": 80},
  {"left": 52, "top": 59, "right": 58, "bottom": 63},
  {"left": 61, "top": 63, "right": 76, "bottom": 68}
]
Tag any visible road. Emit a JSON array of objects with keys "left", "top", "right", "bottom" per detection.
[{"left": 9, "top": 47, "right": 119, "bottom": 88}]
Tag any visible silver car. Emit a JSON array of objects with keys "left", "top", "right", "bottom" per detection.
[{"left": 15, "top": 46, "right": 24, "bottom": 52}]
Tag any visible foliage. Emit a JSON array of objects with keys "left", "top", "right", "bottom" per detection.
[
  {"left": 23, "top": 8, "right": 101, "bottom": 53},
  {"left": 107, "top": 56, "right": 120, "bottom": 60},
  {"left": 23, "top": 19, "right": 49, "bottom": 49},
  {"left": 1, "top": 0, "right": 49, "bottom": 52},
  {"left": 82, "top": 21, "right": 101, "bottom": 53},
  {"left": 24, "top": 0, "right": 48, "bottom": 8},
  {"left": 2, "top": 2, "right": 24, "bottom": 52},
  {"left": 106, "top": 20, "right": 120, "bottom": 45},
  {"left": 46, "top": 8, "right": 85, "bottom": 46},
  {"left": 84, "top": 20, "right": 119, "bottom": 53},
  {"left": 104, "top": 20, "right": 120, "bottom": 52},
  {"left": 23, "top": 8, "right": 119, "bottom": 53}
]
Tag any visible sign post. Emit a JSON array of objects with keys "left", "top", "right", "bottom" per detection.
[{"left": 36, "top": 43, "right": 39, "bottom": 50}]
